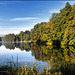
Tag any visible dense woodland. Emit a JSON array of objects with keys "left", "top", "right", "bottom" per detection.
[
  {"left": 2, "top": 2, "right": 75, "bottom": 46},
  {"left": 31, "top": 2, "right": 75, "bottom": 46}
]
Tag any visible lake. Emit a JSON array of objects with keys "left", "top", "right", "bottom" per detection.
[{"left": 0, "top": 42, "right": 75, "bottom": 74}]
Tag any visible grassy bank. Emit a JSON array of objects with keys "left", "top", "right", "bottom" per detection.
[
  {"left": 0, "top": 65, "right": 51, "bottom": 75},
  {"left": 0, "top": 62, "right": 75, "bottom": 75},
  {"left": 0, "top": 64, "right": 63, "bottom": 75}
]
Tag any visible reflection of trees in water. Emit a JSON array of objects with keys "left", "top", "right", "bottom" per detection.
[
  {"left": 31, "top": 43, "right": 53, "bottom": 61},
  {"left": 31, "top": 43, "right": 75, "bottom": 75},
  {"left": 31, "top": 43, "right": 75, "bottom": 63},
  {"left": 2, "top": 42, "right": 31, "bottom": 51},
  {"left": 0, "top": 42, "right": 2, "bottom": 47},
  {"left": 1, "top": 42, "right": 75, "bottom": 74},
  {"left": 16, "top": 43, "right": 31, "bottom": 51},
  {"left": 3, "top": 43, "right": 15, "bottom": 50}
]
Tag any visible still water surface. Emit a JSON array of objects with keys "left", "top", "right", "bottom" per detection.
[
  {"left": 0, "top": 42, "right": 49, "bottom": 70},
  {"left": 0, "top": 42, "right": 75, "bottom": 74}
]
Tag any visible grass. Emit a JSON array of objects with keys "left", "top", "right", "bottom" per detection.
[
  {"left": 0, "top": 63, "right": 63, "bottom": 75},
  {"left": 0, "top": 62, "right": 75, "bottom": 75}
]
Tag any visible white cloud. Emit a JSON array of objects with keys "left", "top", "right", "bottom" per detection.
[
  {"left": 0, "top": 26, "right": 33, "bottom": 35},
  {"left": 49, "top": 9, "right": 60, "bottom": 13},
  {"left": 10, "top": 17, "right": 38, "bottom": 21}
]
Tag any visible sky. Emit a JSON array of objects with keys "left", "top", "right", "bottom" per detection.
[{"left": 0, "top": 1, "right": 75, "bottom": 35}]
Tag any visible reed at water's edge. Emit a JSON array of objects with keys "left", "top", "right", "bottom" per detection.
[
  {"left": 0, "top": 62, "right": 75, "bottom": 75},
  {"left": 0, "top": 64, "right": 62, "bottom": 75}
]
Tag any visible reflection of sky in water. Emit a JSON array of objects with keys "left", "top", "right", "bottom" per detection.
[{"left": 0, "top": 45, "right": 48, "bottom": 69}]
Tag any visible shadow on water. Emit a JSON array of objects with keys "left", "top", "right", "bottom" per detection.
[{"left": 52, "top": 40, "right": 60, "bottom": 45}]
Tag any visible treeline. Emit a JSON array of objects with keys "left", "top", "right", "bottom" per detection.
[
  {"left": 2, "top": 2, "right": 75, "bottom": 45},
  {"left": 2, "top": 30, "right": 30, "bottom": 42}
]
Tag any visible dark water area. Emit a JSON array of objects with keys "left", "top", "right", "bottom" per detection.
[{"left": 0, "top": 42, "right": 75, "bottom": 75}]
